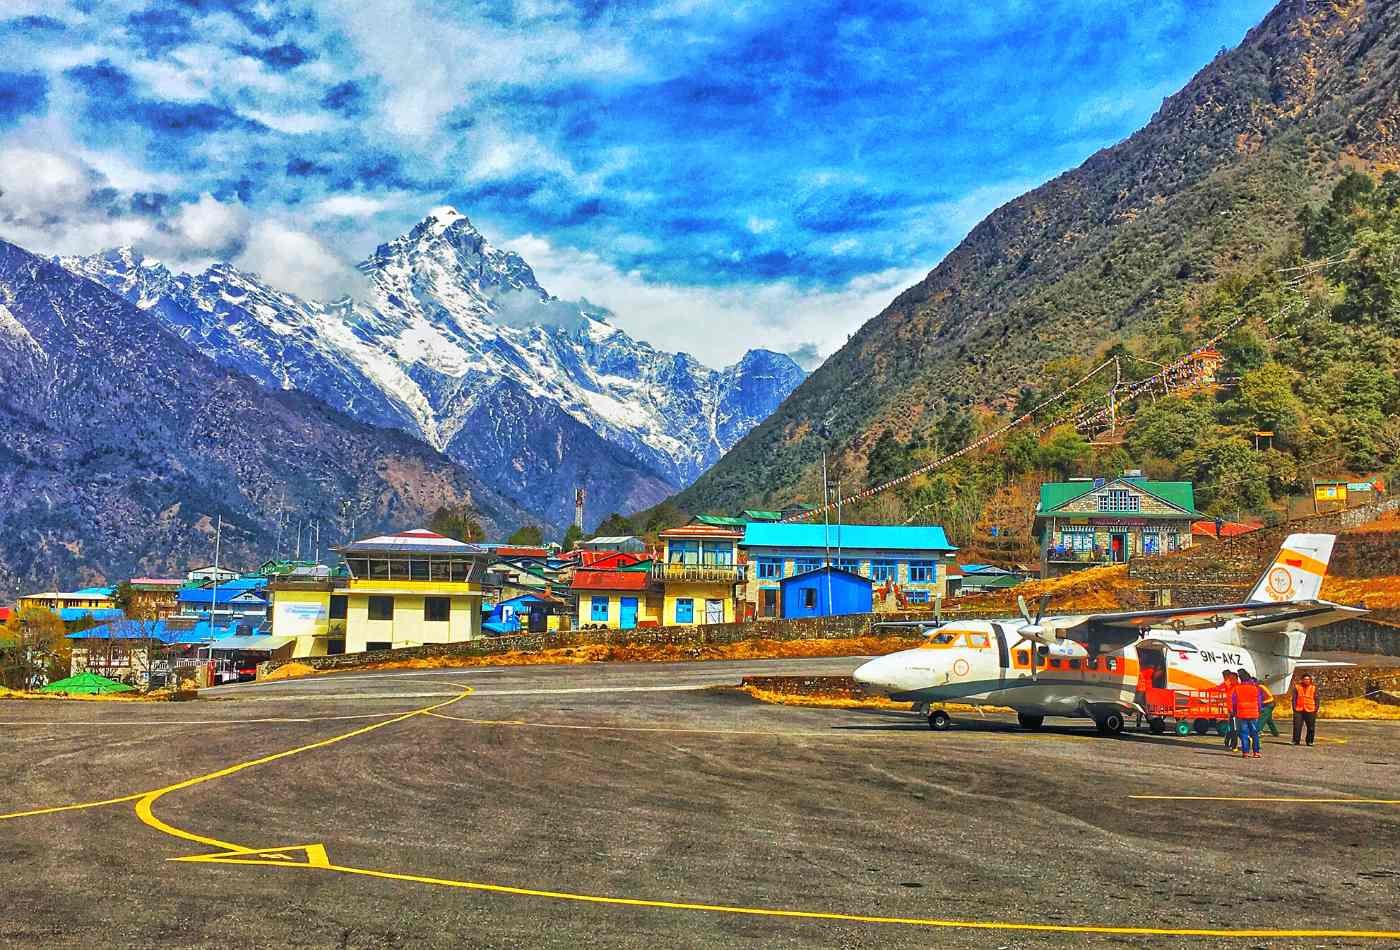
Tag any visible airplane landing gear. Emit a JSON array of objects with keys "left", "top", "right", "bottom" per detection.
[
  {"left": 927, "top": 709, "right": 952, "bottom": 731},
  {"left": 1017, "top": 712, "right": 1045, "bottom": 730},
  {"left": 1094, "top": 711, "right": 1126, "bottom": 735}
]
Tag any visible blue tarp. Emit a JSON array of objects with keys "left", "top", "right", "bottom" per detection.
[
  {"left": 68, "top": 619, "right": 239, "bottom": 645},
  {"left": 57, "top": 607, "right": 124, "bottom": 623}
]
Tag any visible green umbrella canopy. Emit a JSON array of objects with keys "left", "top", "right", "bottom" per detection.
[{"left": 39, "top": 672, "right": 135, "bottom": 694}]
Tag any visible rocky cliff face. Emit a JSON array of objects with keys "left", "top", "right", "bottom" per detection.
[
  {"left": 62, "top": 209, "right": 805, "bottom": 528},
  {"left": 0, "top": 238, "right": 531, "bottom": 595},
  {"left": 673, "top": 0, "right": 1400, "bottom": 515}
]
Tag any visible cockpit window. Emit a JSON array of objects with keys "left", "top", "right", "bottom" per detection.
[
  {"left": 966, "top": 633, "right": 990, "bottom": 649},
  {"left": 930, "top": 631, "right": 957, "bottom": 645}
]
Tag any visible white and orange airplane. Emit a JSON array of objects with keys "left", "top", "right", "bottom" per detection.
[{"left": 853, "top": 533, "right": 1362, "bottom": 734}]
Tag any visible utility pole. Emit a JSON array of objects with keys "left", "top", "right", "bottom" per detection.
[
  {"left": 822, "top": 451, "right": 833, "bottom": 612},
  {"left": 209, "top": 514, "right": 222, "bottom": 638}
]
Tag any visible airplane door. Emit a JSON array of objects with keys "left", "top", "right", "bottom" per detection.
[{"left": 1137, "top": 644, "right": 1167, "bottom": 688}]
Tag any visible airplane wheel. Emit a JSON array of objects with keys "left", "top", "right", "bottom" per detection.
[
  {"left": 1149, "top": 717, "right": 1166, "bottom": 735},
  {"left": 1175, "top": 721, "right": 1192, "bottom": 736},
  {"left": 1193, "top": 718, "right": 1211, "bottom": 736},
  {"left": 1096, "top": 711, "right": 1125, "bottom": 735},
  {"left": 927, "top": 710, "right": 952, "bottom": 731},
  {"left": 1017, "top": 712, "right": 1044, "bottom": 730}
]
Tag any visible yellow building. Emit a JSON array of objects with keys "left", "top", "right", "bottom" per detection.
[
  {"left": 653, "top": 525, "right": 744, "bottom": 626},
  {"left": 571, "top": 569, "right": 661, "bottom": 629},
  {"left": 18, "top": 587, "right": 117, "bottom": 613},
  {"left": 266, "top": 529, "right": 490, "bottom": 656}
]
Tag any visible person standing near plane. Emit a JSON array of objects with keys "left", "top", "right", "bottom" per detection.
[
  {"left": 1258, "top": 678, "right": 1280, "bottom": 737},
  {"left": 1292, "top": 673, "right": 1319, "bottom": 746},
  {"left": 1232, "top": 674, "right": 1264, "bottom": 759},
  {"left": 1216, "top": 670, "right": 1240, "bottom": 750},
  {"left": 1134, "top": 664, "right": 1156, "bottom": 728}
]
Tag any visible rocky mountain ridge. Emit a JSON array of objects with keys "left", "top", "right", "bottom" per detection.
[{"left": 62, "top": 209, "right": 804, "bottom": 528}]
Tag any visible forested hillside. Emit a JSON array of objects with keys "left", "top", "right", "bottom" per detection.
[
  {"left": 803, "top": 171, "right": 1400, "bottom": 552},
  {"left": 669, "top": 0, "right": 1400, "bottom": 525}
]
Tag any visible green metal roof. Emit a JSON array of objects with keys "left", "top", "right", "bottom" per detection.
[
  {"left": 693, "top": 514, "right": 749, "bottom": 527},
  {"left": 1036, "top": 478, "right": 1199, "bottom": 517},
  {"left": 742, "top": 509, "right": 784, "bottom": 522}
]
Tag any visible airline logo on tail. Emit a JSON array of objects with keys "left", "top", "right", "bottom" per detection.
[{"left": 1248, "top": 533, "right": 1336, "bottom": 603}]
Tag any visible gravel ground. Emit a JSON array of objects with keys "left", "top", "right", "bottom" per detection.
[{"left": 2, "top": 657, "right": 1398, "bottom": 949}]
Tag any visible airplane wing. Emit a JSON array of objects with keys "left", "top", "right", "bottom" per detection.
[
  {"left": 1292, "top": 659, "right": 1356, "bottom": 668},
  {"left": 1050, "top": 602, "right": 1296, "bottom": 652},
  {"left": 1236, "top": 601, "right": 1368, "bottom": 633}
]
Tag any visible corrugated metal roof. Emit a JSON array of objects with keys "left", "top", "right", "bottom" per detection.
[
  {"left": 207, "top": 635, "right": 296, "bottom": 652},
  {"left": 572, "top": 570, "right": 650, "bottom": 591},
  {"left": 742, "top": 523, "right": 956, "bottom": 552},
  {"left": 1037, "top": 478, "right": 1198, "bottom": 516},
  {"left": 337, "top": 527, "right": 488, "bottom": 556},
  {"left": 742, "top": 509, "right": 783, "bottom": 522},
  {"left": 659, "top": 524, "right": 744, "bottom": 539},
  {"left": 693, "top": 514, "right": 749, "bottom": 527}
]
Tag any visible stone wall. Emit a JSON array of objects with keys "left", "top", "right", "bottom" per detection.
[
  {"left": 1307, "top": 618, "right": 1400, "bottom": 655},
  {"left": 265, "top": 611, "right": 935, "bottom": 674}
]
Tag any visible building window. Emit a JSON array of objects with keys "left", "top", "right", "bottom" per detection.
[
  {"left": 802, "top": 588, "right": 817, "bottom": 609},
  {"left": 590, "top": 597, "right": 610, "bottom": 622},
  {"left": 834, "top": 558, "right": 861, "bottom": 574},
  {"left": 367, "top": 596, "right": 394, "bottom": 621},
  {"left": 675, "top": 598, "right": 694, "bottom": 623},
  {"left": 755, "top": 559, "right": 781, "bottom": 579},
  {"left": 871, "top": 560, "right": 896, "bottom": 581},
  {"left": 701, "top": 541, "right": 733, "bottom": 565},
  {"left": 365, "top": 641, "right": 392, "bottom": 652},
  {"left": 908, "top": 561, "right": 936, "bottom": 582},
  {"left": 793, "top": 558, "right": 822, "bottom": 574},
  {"left": 668, "top": 540, "right": 699, "bottom": 564},
  {"left": 424, "top": 596, "right": 450, "bottom": 622},
  {"left": 905, "top": 589, "right": 930, "bottom": 604},
  {"left": 327, "top": 638, "right": 345, "bottom": 655},
  {"left": 329, "top": 595, "right": 347, "bottom": 620},
  {"left": 1098, "top": 489, "right": 1140, "bottom": 512}
]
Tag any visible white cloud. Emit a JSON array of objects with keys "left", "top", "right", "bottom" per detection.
[
  {"left": 314, "top": 194, "right": 405, "bottom": 219},
  {"left": 746, "top": 216, "right": 777, "bottom": 234},
  {"left": 172, "top": 193, "right": 250, "bottom": 257},
  {"left": 502, "top": 232, "right": 929, "bottom": 368},
  {"left": 235, "top": 220, "right": 368, "bottom": 301}
]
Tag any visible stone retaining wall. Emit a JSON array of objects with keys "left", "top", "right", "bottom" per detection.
[{"left": 266, "top": 611, "right": 934, "bottom": 674}]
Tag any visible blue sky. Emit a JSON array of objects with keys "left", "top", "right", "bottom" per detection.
[{"left": 0, "top": 0, "right": 1276, "bottom": 365}]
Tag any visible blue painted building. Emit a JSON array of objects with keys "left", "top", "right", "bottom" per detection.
[
  {"left": 740, "top": 522, "right": 957, "bottom": 618},
  {"left": 779, "top": 567, "right": 872, "bottom": 619},
  {"left": 482, "top": 593, "right": 566, "bottom": 635}
]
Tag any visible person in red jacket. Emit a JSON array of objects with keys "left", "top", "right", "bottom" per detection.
[
  {"left": 1216, "top": 670, "right": 1239, "bottom": 750},
  {"left": 1232, "top": 674, "right": 1264, "bottom": 758}
]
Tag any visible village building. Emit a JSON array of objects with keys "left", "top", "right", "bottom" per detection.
[
  {"left": 738, "top": 523, "right": 957, "bottom": 618},
  {"left": 186, "top": 565, "right": 241, "bottom": 584},
  {"left": 177, "top": 578, "right": 269, "bottom": 628},
  {"left": 264, "top": 528, "right": 491, "bottom": 656},
  {"left": 17, "top": 587, "right": 123, "bottom": 624},
  {"left": 1034, "top": 474, "right": 1199, "bottom": 577},
  {"left": 653, "top": 524, "right": 745, "bottom": 625},
  {"left": 67, "top": 617, "right": 235, "bottom": 685},
  {"left": 125, "top": 578, "right": 186, "bottom": 618},
  {"left": 778, "top": 566, "right": 873, "bottom": 619},
  {"left": 572, "top": 569, "right": 662, "bottom": 629},
  {"left": 483, "top": 593, "right": 569, "bottom": 635}
]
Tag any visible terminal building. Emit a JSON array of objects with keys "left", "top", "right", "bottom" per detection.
[
  {"left": 265, "top": 528, "right": 491, "bottom": 656},
  {"left": 1034, "top": 474, "right": 1200, "bottom": 577}
]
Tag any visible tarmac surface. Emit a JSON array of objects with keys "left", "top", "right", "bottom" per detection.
[{"left": 3, "top": 656, "right": 1399, "bottom": 949}]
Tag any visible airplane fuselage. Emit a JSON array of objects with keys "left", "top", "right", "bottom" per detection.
[{"left": 852, "top": 620, "right": 1300, "bottom": 719}]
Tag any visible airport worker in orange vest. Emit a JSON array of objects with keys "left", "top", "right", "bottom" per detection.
[
  {"left": 1292, "top": 673, "right": 1318, "bottom": 747},
  {"left": 1231, "top": 674, "right": 1263, "bottom": 759}
]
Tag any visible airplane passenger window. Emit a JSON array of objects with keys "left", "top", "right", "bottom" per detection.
[
  {"left": 1015, "top": 651, "right": 1028, "bottom": 666},
  {"left": 1049, "top": 658, "right": 1062, "bottom": 669},
  {"left": 1069, "top": 659, "right": 1081, "bottom": 670},
  {"left": 1105, "top": 658, "right": 1118, "bottom": 672}
]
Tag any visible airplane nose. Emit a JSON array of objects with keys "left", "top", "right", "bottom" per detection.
[{"left": 853, "top": 655, "right": 890, "bottom": 689}]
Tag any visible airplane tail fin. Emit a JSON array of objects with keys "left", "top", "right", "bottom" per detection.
[{"left": 1246, "top": 533, "right": 1336, "bottom": 603}]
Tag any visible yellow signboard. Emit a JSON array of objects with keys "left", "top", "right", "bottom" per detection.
[{"left": 1314, "top": 483, "right": 1347, "bottom": 502}]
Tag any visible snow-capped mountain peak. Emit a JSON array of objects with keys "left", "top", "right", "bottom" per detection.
[{"left": 60, "top": 209, "right": 805, "bottom": 529}]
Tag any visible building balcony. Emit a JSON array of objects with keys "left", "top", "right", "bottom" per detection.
[{"left": 650, "top": 562, "right": 746, "bottom": 584}]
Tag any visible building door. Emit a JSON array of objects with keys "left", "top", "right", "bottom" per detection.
[
  {"left": 527, "top": 605, "right": 547, "bottom": 633},
  {"left": 1111, "top": 532, "right": 1127, "bottom": 563},
  {"left": 619, "top": 597, "right": 639, "bottom": 630},
  {"left": 761, "top": 589, "right": 777, "bottom": 618},
  {"left": 705, "top": 599, "right": 724, "bottom": 624}
]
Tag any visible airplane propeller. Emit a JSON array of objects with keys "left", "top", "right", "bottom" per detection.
[{"left": 1014, "top": 593, "right": 1054, "bottom": 682}]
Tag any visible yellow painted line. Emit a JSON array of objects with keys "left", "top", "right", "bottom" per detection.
[
  {"left": 161, "top": 849, "right": 1400, "bottom": 940},
  {"left": 0, "top": 712, "right": 409, "bottom": 727},
  {"left": 1130, "top": 794, "right": 1400, "bottom": 805},
  {"left": 132, "top": 687, "right": 474, "bottom": 852},
  {"left": 0, "top": 793, "right": 143, "bottom": 820}
]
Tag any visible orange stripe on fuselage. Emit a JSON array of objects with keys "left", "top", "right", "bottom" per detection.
[{"left": 1008, "top": 651, "right": 1221, "bottom": 692}]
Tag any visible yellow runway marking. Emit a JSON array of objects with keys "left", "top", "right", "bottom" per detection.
[
  {"left": 10, "top": 685, "right": 1400, "bottom": 939},
  {"left": 0, "top": 793, "right": 143, "bottom": 820},
  {"left": 1131, "top": 794, "right": 1400, "bottom": 805}
]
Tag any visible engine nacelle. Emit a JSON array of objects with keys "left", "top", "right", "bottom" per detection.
[{"left": 1038, "top": 639, "right": 1089, "bottom": 660}]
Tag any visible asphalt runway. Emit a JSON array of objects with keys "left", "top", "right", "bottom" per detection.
[{"left": 3, "top": 657, "right": 1399, "bottom": 949}]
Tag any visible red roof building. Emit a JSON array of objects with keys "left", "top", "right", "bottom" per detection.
[
  {"left": 571, "top": 570, "right": 651, "bottom": 591},
  {"left": 1191, "top": 519, "right": 1262, "bottom": 540}
]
